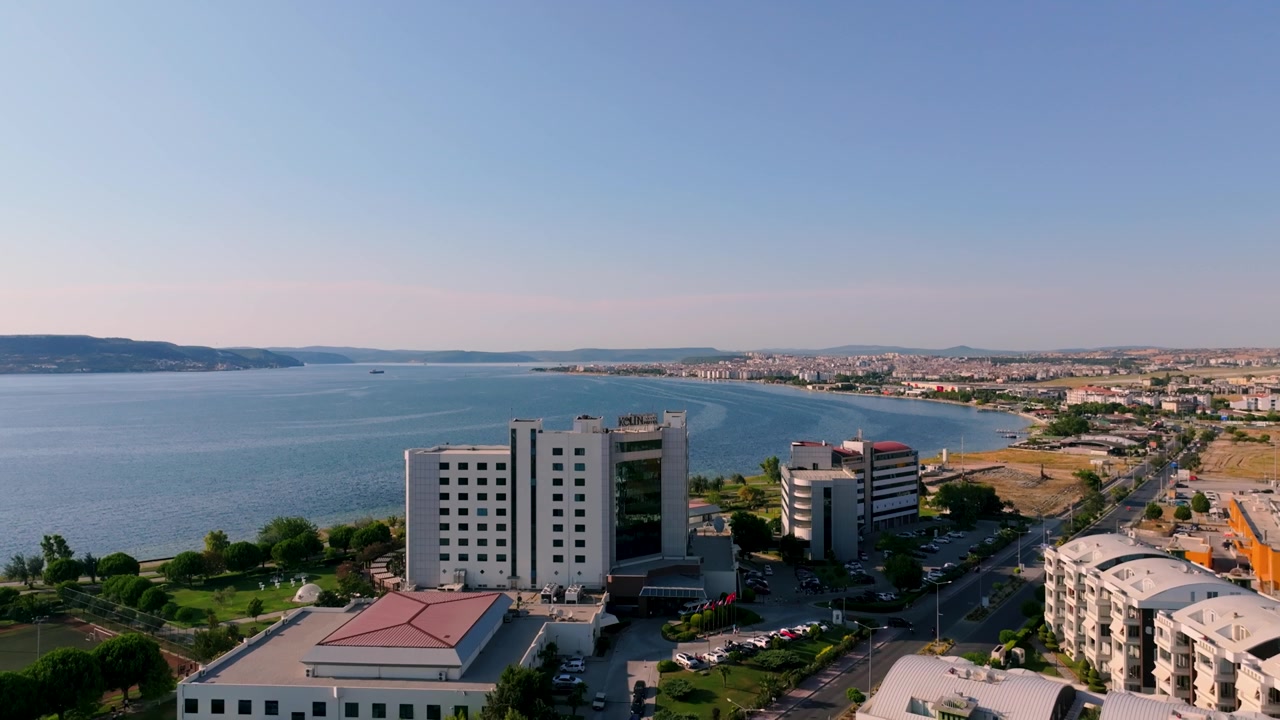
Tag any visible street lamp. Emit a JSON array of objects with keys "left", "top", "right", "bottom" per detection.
[
  {"left": 34, "top": 615, "right": 48, "bottom": 660},
  {"left": 850, "top": 620, "right": 877, "bottom": 696},
  {"left": 923, "top": 579, "right": 951, "bottom": 646}
]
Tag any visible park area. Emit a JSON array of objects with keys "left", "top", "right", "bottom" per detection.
[
  {"left": 656, "top": 630, "right": 852, "bottom": 720},
  {"left": 165, "top": 563, "right": 339, "bottom": 625},
  {"left": 1200, "top": 427, "right": 1277, "bottom": 480}
]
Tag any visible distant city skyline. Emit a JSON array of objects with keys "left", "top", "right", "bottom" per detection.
[{"left": 2, "top": 4, "right": 1278, "bottom": 350}]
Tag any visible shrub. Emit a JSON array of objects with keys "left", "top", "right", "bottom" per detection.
[
  {"left": 846, "top": 688, "right": 866, "bottom": 704},
  {"left": 138, "top": 587, "right": 170, "bottom": 614},
  {"left": 656, "top": 659, "right": 680, "bottom": 673},
  {"left": 689, "top": 612, "right": 703, "bottom": 629},
  {"left": 998, "top": 629, "right": 1017, "bottom": 645},
  {"left": 661, "top": 677, "right": 694, "bottom": 700},
  {"left": 175, "top": 606, "right": 205, "bottom": 624},
  {"left": 754, "top": 649, "right": 803, "bottom": 670},
  {"left": 676, "top": 631, "right": 697, "bottom": 642},
  {"left": 655, "top": 711, "right": 698, "bottom": 720},
  {"left": 162, "top": 602, "right": 180, "bottom": 620},
  {"left": 815, "top": 646, "right": 838, "bottom": 666},
  {"left": 98, "top": 552, "right": 141, "bottom": 578}
]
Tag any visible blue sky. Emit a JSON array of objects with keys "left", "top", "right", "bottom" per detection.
[{"left": 2, "top": 3, "right": 1277, "bottom": 351}]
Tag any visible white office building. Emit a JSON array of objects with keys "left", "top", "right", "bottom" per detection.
[
  {"left": 1045, "top": 533, "right": 1280, "bottom": 715},
  {"left": 405, "top": 412, "right": 689, "bottom": 591},
  {"left": 780, "top": 439, "right": 919, "bottom": 561}
]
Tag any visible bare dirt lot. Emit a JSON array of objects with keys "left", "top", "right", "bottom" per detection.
[
  {"left": 1201, "top": 428, "right": 1278, "bottom": 480},
  {"left": 924, "top": 448, "right": 1106, "bottom": 516}
]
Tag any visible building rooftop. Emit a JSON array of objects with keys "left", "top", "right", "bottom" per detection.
[
  {"left": 859, "top": 656, "right": 1077, "bottom": 720},
  {"left": 689, "top": 534, "right": 736, "bottom": 573},
  {"left": 1054, "top": 533, "right": 1165, "bottom": 569},
  {"left": 408, "top": 445, "right": 509, "bottom": 455},
  {"left": 1102, "top": 557, "right": 1234, "bottom": 602},
  {"left": 1100, "top": 689, "right": 1272, "bottom": 720},
  {"left": 787, "top": 468, "right": 860, "bottom": 481},
  {"left": 1230, "top": 495, "right": 1280, "bottom": 551},
  {"left": 872, "top": 441, "right": 912, "bottom": 453},
  {"left": 319, "top": 591, "right": 506, "bottom": 649},
  {"left": 1171, "top": 593, "right": 1280, "bottom": 658}
]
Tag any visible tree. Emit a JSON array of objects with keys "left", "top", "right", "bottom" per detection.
[
  {"left": 1021, "top": 600, "right": 1043, "bottom": 618},
  {"left": 40, "top": 534, "right": 74, "bottom": 565},
  {"left": 247, "top": 597, "right": 265, "bottom": 621},
  {"left": 314, "top": 590, "right": 345, "bottom": 607},
  {"left": 778, "top": 533, "right": 805, "bottom": 564},
  {"left": 43, "top": 558, "right": 82, "bottom": 585},
  {"left": 79, "top": 552, "right": 98, "bottom": 583},
  {"left": 760, "top": 456, "right": 782, "bottom": 483},
  {"left": 163, "top": 551, "right": 207, "bottom": 586},
  {"left": 204, "top": 530, "right": 230, "bottom": 554},
  {"left": 103, "top": 575, "right": 153, "bottom": 607},
  {"left": 224, "top": 541, "right": 262, "bottom": 573},
  {"left": 732, "top": 473, "right": 747, "bottom": 485},
  {"left": 998, "top": 629, "right": 1017, "bottom": 644},
  {"left": 737, "top": 485, "right": 765, "bottom": 509},
  {"left": 481, "top": 664, "right": 557, "bottom": 720},
  {"left": 26, "top": 555, "right": 44, "bottom": 584},
  {"left": 931, "top": 483, "right": 1004, "bottom": 529},
  {"left": 191, "top": 626, "right": 242, "bottom": 662},
  {"left": 728, "top": 511, "right": 772, "bottom": 554},
  {"left": 884, "top": 554, "right": 923, "bottom": 592},
  {"left": 1174, "top": 505, "right": 1192, "bottom": 521},
  {"left": 258, "top": 516, "right": 320, "bottom": 549},
  {"left": 212, "top": 587, "right": 237, "bottom": 608},
  {"left": 1144, "top": 503, "right": 1164, "bottom": 520},
  {"left": 718, "top": 664, "right": 732, "bottom": 687},
  {"left": 1191, "top": 492, "right": 1211, "bottom": 514},
  {"left": 138, "top": 587, "right": 170, "bottom": 614},
  {"left": 846, "top": 687, "right": 866, "bottom": 705},
  {"left": 202, "top": 549, "right": 228, "bottom": 577},
  {"left": 351, "top": 522, "right": 393, "bottom": 551},
  {"left": 271, "top": 537, "right": 309, "bottom": 570},
  {"left": 0, "top": 586, "right": 18, "bottom": 607},
  {"left": 5, "top": 554, "right": 31, "bottom": 587},
  {"left": 0, "top": 671, "right": 40, "bottom": 720},
  {"left": 1046, "top": 415, "right": 1090, "bottom": 437},
  {"left": 94, "top": 633, "right": 172, "bottom": 702},
  {"left": 567, "top": 681, "right": 588, "bottom": 718},
  {"left": 1073, "top": 469, "right": 1103, "bottom": 493},
  {"left": 98, "top": 552, "right": 140, "bottom": 578},
  {"left": 327, "top": 525, "right": 356, "bottom": 551},
  {"left": 27, "top": 647, "right": 105, "bottom": 720}
]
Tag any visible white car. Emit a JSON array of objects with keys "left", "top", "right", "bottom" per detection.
[
  {"left": 763, "top": 565, "right": 774, "bottom": 576},
  {"left": 552, "top": 674, "right": 584, "bottom": 688},
  {"left": 948, "top": 531, "right": 965, "bottom": 539},
  {"left": 559, "top": 659, "right": 586, "bottom": 673},
  {"left": 749, "top": 636, "right": 771, "bottom": 649},
  {"left": 674, "top": 652, "right": 695, "bottom": 668},
  {"left": 706, "top": 650, "right": 729, "bottom": 665},
  {"left": 934, "top": 537, "right": 952, "bottom": 544}
]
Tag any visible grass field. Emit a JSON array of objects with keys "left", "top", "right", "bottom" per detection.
[
  {"left": 923, "top": 448, "right": 1104, "bottom": 515},
  {"left": 167, "top": 564, "right": 339, "bottom": 625},
  {"left": 1201, "top": 428, "right": 1279, "bottom": 480},
  {"left": 0, "top": 620, "right": 105, "bottom": 672},
  {"left": 656, "top": 631, "right": 851, "bottom": 719}
]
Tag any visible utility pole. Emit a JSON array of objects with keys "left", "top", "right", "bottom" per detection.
[
  {"left": 851, "top": 621, "right": 876, "bottom": 695},
  {"left": 34, "top": 615, "right": 48, "bottom": 661},
  {"left": 925, "top": 578, "right": 950, "bottom": 646}
]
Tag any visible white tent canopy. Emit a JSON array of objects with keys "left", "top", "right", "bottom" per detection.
[{"left": 294, "top": 583, "right": 323, "bottom": 603}]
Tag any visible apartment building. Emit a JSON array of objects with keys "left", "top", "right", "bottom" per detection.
[
  {"left": 1065, "top": 386, "right": 1133, "bottom": 407},
  {"left": 780, "top": 438, "right": 919, "bottom": 561},
  {"left": 1046, "top": 533, "right": 1280, "bottom": 716},
  {"left": 1229, "top": 496, "right": 1280, "bottom": 598},
  {"left": 405, "top": 412, "right": 688, "bottom": 591}
]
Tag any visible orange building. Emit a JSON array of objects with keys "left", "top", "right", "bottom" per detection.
[{"left": 1228, "top": 495, "right": 1280, "bottom": 596}]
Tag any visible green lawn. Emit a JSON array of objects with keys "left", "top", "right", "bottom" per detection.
[
  {"left": 1020, "top": 650, "right": 1060, "bottom": 677},
  {"left": 657, "top": 631, "right": 850, "bottom": 719},
  {"left": 0, "top": 621, "right": 108, "bottom": 672},
  {"left": 166, "top": 565, "right": 339, "bottom": 625}
]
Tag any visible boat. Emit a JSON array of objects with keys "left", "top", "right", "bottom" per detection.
[
  {"left": 1002, "top": 433, "right": 1019, "bottom": 439},
  {"left": 369, "top": 369, "right": 385, "bottom": 374}
]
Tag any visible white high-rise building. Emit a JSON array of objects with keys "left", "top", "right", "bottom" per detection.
[
  {"left": 780, "top": 439, "right": 920, "bottom": 561},
  {"left": 405, "top": 412, "right": 688, "bottom": 591}
]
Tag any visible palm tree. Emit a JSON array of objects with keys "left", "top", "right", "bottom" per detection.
[
  {"left": 717, "top": 664, "right": 732, "bottom": 687},
  {"left": 567, "top": 682, "right": 587, "bottom": 718}
]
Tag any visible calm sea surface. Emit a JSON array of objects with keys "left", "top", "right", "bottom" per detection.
[{"left": 0, "top": 364, "right": 1026, "bottom": 560}]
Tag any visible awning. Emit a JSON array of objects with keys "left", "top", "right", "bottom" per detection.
[
  {"left": 598, "top": 613, "right": 621, "bottom": 628},
  {"left": 638, "top": 575, "right": 707, "bottom": 599}
]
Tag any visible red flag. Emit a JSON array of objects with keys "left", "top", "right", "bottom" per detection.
[{"left": 727, "top": 592, "right": 736, "bottom": 603}]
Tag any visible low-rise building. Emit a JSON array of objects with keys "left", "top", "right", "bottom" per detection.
[
  {"left": 178, "top": 591, "right": 611, "bottom": 720},
  {"left": 858, "top": 656, "right": 1082, "bottom": 720},
  {"left": 1066, "top": 387, "right": 1133, "bottom": 407},
  {"left": 1228, "top": 496, "right": 1280, "bottom": 598}
]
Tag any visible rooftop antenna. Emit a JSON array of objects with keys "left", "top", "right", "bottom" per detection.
[{"left": 857, "top": 428, "right": 863, "bottom": 441}]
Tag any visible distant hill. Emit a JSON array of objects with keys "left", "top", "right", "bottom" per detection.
[
  {"left": 0, "top": 336, "right": 303, "bottom": 374},
  {"left": 270, "top": 346, "right": 725, "bottom": 364},
  {"left": 261, "top": 350, "right": 354, "bottom": 365},
  {"left": 774, "top": 344, "right": 1019, "bottom": 357}
]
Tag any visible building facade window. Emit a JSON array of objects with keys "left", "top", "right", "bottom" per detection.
[
  {"left": 345, "top": 702, "right": 359, "bottom": 718},
  {"left": 400, "top": 704, "right": 415, "bottom": 719},
  {"left": 185, "top": 699, "right": 199, "bottom": 714},
  {"left": 314, "top": 702, "right": 328, "bottom": 717},
  {"left": 240, "top": 699, "right": 253, "bottom": 715},
  {"left": 266, "top": 701, "right": 279, "bottom": 716},
  {"left": 574, "top": 448, "right": 586, "bottom": 456},
  {"left": 372, "top": 705, "right": 386, "bottom": 719},
  {"left": 212, "top": 699, "right": 226, "bottom": 714}
]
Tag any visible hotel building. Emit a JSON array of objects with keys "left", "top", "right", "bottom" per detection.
[
  {"left": 780, "top": 438, "right": 920, "bottom": 561},
  {"left": 404, "top": 412, "right": 689, "bottom": 592}
]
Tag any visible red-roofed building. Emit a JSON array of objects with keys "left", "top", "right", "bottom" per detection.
[{"left": 781, "top": 437, "right": 920, "bottom": 561}]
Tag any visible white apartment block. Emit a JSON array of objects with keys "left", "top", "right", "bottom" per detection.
[
  {"left": 405, "top": 412, "right": 688, "bottom": 592},
  {"left": 1045, "top": 534, "right": 1280, "bottom": 716},
  {"left": 1065, "top": 387, "right": 1132, "bottom": 407},
  {"left": 781, "top": 439, "right": 919, "bottom": 561},
  {"left": 1230, "top": 395, "right": 1280, "bottom": 413}
]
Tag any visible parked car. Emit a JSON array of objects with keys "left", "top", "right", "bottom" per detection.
[
  {"left": 934, "top": 536, "right": 952, "bottom": 544},
  {"left": 947, "top": 531, "right": 965, "bottom": 539},
  {"left": 592, "top": 693, "right": 607, "bottom": 711},
  {"left": 859, "top": 551, "right": 869, "bottom": 561},
  {"left": 887, "top": 617, "right": 913, "bottom": 628},
  {"left": 706, "top": 650, "right": 729, "bottom": 665},
  {"left": 560, "top": 659, "right": 585, "bottom": 673},
  {"left": 552, "top": 674, "right": 584, "bottom": 689},
  {"left": 749, "top": 636, "right": 771, "bottom": 649},
  {"left": 633, "top": 680, "right": 647, "bottom": 698},
  {"left": 763, "top": 565, "right": 773, "bottom": 576}
]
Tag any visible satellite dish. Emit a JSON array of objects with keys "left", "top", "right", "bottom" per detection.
[{"left": 713, "top": 517, "right": 726, "bottom": 533}]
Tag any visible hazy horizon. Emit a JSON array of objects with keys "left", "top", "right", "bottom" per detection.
[{"left": 3, "top": 4, "right": 1278, "bottom": 350}]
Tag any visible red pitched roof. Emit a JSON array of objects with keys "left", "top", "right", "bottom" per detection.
[
  {"left": 319, "top": 591, "right": 503, "bottom": 649},
  {"left": 872, "top": 441, "right": 912, "bottom": 453}
]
